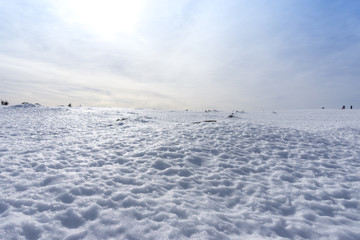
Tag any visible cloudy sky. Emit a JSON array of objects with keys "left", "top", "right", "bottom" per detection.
[{"left": 1, "top": 0, "right": 359, "bottom": 110}]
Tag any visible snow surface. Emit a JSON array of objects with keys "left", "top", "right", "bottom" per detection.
[{"left": 1, "top": 106, "right": 360, "bottom": 239}]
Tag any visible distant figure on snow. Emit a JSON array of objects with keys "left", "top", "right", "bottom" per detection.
[
  {"left": 342, "top": 105, "right": 345, "bottom": 110},
  {"left": 350, "top": 105, "right": 353, "bottom": 109}
]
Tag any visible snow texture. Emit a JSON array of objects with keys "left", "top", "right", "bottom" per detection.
[{"left": 1, "top": 106, "right": 360, "bottom": 239}]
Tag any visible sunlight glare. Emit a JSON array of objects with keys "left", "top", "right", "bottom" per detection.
[{"left": 64, "top": 0, "right": 146, "bottom": 39}]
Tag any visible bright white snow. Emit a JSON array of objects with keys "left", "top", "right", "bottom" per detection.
[{"left": 0, "top": 105, "right": 359, "bottom": 239}]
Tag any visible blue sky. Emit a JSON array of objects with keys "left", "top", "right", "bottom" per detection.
[{"left": 0, "top": 0, "right": 359, "bottom": 110}]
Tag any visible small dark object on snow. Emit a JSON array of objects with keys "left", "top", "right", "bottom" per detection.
[
  {"left": 350, "top": 105, "right": 353, "bottom": 109},
  {"left": 68, "top": 103, "right": 72, "bottom": 107},
  {"left": 192, "top": 120, "right": 217, "bottom": 124},
  {"left": 342, "top": 105, "right": 345, "bottom": 110},
  {"left": 1, "top": 100, "right": 9, "bottom": 105},
  {"left": 116, "top": 118, "right": 128, "bottom": 121},
  {"left": 228, "top": 113, "right": 235, "bottom": 118}
]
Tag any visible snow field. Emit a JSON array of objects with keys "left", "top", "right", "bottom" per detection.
[{"left": 0, "top": 106, "right": 360, "bottom": 239}]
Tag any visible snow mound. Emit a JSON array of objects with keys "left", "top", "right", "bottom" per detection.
[{"left": 11, "top": 102, "right": 42, "bottom": 108}]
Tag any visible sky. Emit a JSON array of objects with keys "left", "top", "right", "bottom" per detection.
[{"left": 0, "top": 0, "right": 359, "bottom": 110}]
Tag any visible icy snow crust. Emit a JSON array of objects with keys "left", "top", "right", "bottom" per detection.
[{"left": 0, "top": 106, "right": 359, "bottom": 239}]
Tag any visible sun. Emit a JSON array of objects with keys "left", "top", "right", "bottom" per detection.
[{"left": 62, "top": 0, "right": 146, "bottom": 39}]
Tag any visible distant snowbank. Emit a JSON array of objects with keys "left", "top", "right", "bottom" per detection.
[{"left": 11, "top": 102, "right": 42, "bottom": 108}]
